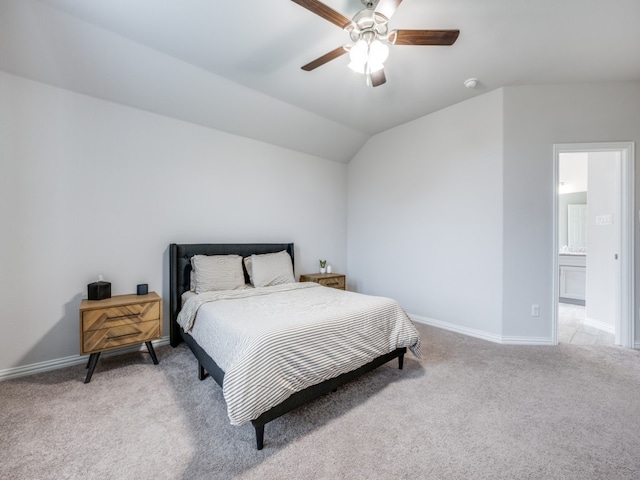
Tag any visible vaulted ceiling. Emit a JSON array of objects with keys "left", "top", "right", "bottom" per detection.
[{"left": 1, "top": 0, "right": 639, "bottom": 162}]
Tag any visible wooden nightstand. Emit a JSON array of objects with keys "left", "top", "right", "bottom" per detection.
[
  {"left": 299, "top": 273, "right": 346, "bottom": 290},
  {"left": 79, "top": 292, "right": 162, "bottom": 383}
]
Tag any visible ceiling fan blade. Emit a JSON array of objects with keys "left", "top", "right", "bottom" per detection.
[
  {"left": 393, "top": 29, "right": 460, "bottom": 46},
  {"left": 375, "top": 0, "right": 403, "bottom": 19},
  {"left": 370, "top": 69, "right": 387, "bottom": 87},
  {"left": 290, "top": 0, "right": 351, "bottom": 28},
  {"left": 301, "top": 46, "right": 347, "bottom": 71}
]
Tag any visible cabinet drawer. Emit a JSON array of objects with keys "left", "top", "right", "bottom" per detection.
[
  {"left": 82, "top": 302, "right": 160, "bottom": 332},
  {"left": 317, "top": 276, "right": 345, "bottom": 289},
  {"left": 82, "top": 319, "right": 160, "bottom": 354}
]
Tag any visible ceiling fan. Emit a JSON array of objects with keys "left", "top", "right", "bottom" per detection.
[{"left": 291, "top": 0, "right": 459, "bottom": 87}]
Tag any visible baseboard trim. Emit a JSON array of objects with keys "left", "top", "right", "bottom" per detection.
[
  {"left": 409, "top": 314, "right": 554, "bottom": 346},
  {"left": 584, "top": 317, "right": 616, "bottom": 335},
  {"left": 0, "top": 336, "right": 171, "bottom": 382}
]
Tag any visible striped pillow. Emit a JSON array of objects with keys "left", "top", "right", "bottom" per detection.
[
  {"left": 250, "top": 250, "right": 295, "bottom": 287},
  {"left": 191, "top": 255, "right": 245, "bottom": 293}
]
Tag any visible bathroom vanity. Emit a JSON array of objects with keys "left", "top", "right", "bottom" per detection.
[{"left": 559, "top": 253, "right": 586, "bottom": 305}]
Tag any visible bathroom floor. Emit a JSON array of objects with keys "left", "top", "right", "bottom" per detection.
[{"left": 558, "top": 302, "right": 615, "bottom": 346}]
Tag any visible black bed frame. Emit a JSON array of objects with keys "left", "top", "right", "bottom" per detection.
[{"left": 169, "top": 243, "right": 406, "bottom": 450}]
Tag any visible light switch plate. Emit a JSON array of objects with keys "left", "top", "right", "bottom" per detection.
[{"left": 596, "top": 214, "right": 613, "bottom": 226}]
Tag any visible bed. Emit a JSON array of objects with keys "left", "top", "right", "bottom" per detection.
[{"left": 169, "top": 243, "right": 420, "bottom": 450}]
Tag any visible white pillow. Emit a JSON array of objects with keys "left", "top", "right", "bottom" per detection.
[
  {"left": 191, "top": 254, "right": 245, "bottom": 293},
  {"left": 250, "top": 250, "right": 295, "bottom": 287}
]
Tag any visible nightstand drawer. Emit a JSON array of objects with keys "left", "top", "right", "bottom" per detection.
[
  {"left": 317, "top": 276, "right": 345, "bottom": 289},
  {"left": 82, "top": 301, "right": 160, "bottom": 332},
  {"left": 299, "top": 273, "right": 346, "bottom": 290},
  {"left": 83, "top": 319, "right": 160, "bottom": 353}
]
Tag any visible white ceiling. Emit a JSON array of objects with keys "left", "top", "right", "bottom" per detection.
[{"left": 1, "top": 0, "right": 640, "bottom": 162}]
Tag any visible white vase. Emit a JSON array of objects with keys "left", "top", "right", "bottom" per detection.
[
  {"left": 320, "top": 267, "right": 326, "bottom": 274},
  {"left": 326, "top": 265, "right": 332, "bottom": 274}
]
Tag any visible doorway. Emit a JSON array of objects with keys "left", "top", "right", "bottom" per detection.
[{"left": 552, "top": 142, "right": 635, "bottom": 348}]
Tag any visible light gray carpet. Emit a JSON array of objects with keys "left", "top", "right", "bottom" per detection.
[{"left": 1, "top": 323, "right": 640, "bottom": 480}]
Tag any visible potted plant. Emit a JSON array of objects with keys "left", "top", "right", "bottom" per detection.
[{"left": 319, "top": 259, "right": 327, "bottom": 274}]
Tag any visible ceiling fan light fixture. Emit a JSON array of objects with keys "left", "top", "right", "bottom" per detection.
[
  {"left": 349, "top": 39, "right": 369, "bottom": 65},
  {"left": 348, "top": 61, "right": 364, "bottom": 74},
  {"left": 369, "top": 39, "right": 389, "bottom": 64},
  {"left": 348, "top": 38, "right": 389, "bottom": 74},
  {"left": 348, "top": 60, "right": 384, "bottom": 75}
]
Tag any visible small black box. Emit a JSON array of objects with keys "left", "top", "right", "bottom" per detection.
[
  {"left": 88, "top": 281, "right": 111, "bottom": 300},
  {"left": 136, "top": 283, "right": 148, "bottom": 295}
]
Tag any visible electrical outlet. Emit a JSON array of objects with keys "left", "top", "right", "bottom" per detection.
[{"left": 531, "top": 304, "right": 540, "bottom": 317}]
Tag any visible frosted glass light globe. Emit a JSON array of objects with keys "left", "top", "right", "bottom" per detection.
[{"left": 369, "top": 40, "right": 389, "bottom": 65}]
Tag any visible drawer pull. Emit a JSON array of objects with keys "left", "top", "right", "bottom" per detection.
[
  {"left": 107, "top": 329, "right": 142, "bottom": 340},
  {"left": 106, "top": 313, "right": 140, "bottom": 321},
  {"left": 324, "top": 281, "right": 340, "bottom": 286}
]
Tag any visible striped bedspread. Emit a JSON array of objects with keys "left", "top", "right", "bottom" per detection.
[{"left": 177, "top": 282, "right": 420, "bottom": 426}]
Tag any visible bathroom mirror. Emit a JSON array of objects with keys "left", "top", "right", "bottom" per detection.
[{"left": 567, "top": 204, "right": 587, "bottom": 250}]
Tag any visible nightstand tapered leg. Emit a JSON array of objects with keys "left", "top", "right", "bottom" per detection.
[
  {"left": 145, "top": 341, "right": 159, "bottom": 365},
  {"left": 84, "top": 352, "right": 100, "bottom": 383}
]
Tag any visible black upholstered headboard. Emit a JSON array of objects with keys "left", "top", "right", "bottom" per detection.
[{"left": 169, "top": 243, "right": 294, "bottom": 347}]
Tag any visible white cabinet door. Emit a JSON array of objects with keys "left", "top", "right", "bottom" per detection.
[{"left": 559, "top": 265, "right": 586, "bottom": 301}]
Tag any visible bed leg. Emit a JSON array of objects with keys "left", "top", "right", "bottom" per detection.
[
  {"left": 198, "top": 362, "right": 208, "bottom": 381},
  {"left": 398, "top": 353, "right": 405, "bottom": 370},
  {"left": 253, "top": 422, "right": 265, "bottom": 450}
]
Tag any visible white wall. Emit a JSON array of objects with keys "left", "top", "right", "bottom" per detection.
[
  {"left": 3, "top": 75, "right": 639, "bottom": 373},
  {"left": 502, "top": 82, "right": 640, "bottom": 341},
  {"left": 347, "top": 90, "right": 504, "bottom": 337},
  {"left": 585, "top": 151, "right": 621, "bottom": 332},
  {"left": 0, "top": 71, "right": 348, "bottom": 371},
  {"left": 348, "top": 81, "right": 640, "bottom": 345}
]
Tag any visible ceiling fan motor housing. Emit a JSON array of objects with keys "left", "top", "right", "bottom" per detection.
[{"left": 348, "top": 9, "right": 390, "bottom": 44}]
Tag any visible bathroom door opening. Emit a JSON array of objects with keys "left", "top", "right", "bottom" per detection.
[{"left": 552, "top": 142, "right": 635, "bottom": 348}]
